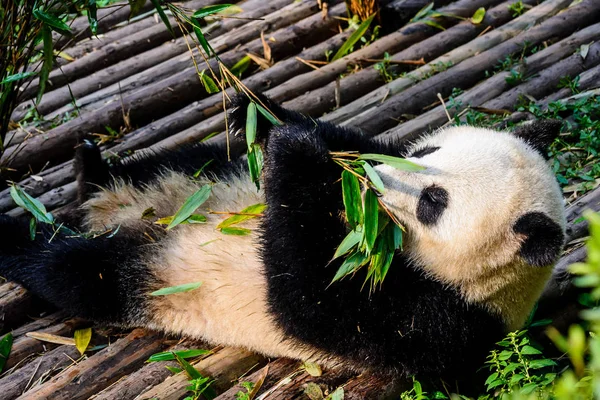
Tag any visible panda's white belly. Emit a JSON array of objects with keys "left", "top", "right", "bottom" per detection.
[{"left": 84, "top": 170, "right": 324, "bottom": 360}]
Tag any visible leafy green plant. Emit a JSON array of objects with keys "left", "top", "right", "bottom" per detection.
[
  {"left": 399, "top": 377, "right": 448, "bottom": 400},
  {"left": 236, "top": 381, "right": 255, "bottom": 400},
  {"left": 508, "top": 1, "right": 529, "bottom": 17},
  {"left": 330, "top": 152, "right": 424, "bottom": 291}
]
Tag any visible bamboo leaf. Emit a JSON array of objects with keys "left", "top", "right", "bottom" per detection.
[
  {"left": 332, "top": 251, "right": 369, "bottom": 283},
  {"left": 148, "top": 349, "right": 211, "bottom": 362},
  {"left": 423, "top": 20, "right": 445, "bottom": 30},
  {"left": 166, "top": 185, "right": 212, "bottom": 230},
  {"left": 26, "top": 332, "right": 75, "bottom": 346},
  {"left": 186, "top": 214, "right": 207, "bottom": 224},
  {"left": 29, "top": 217, "right": 37, "bottom": 241},
  {"left": 331, "top": 14, "right": 375, "bottom": 61},
  {"left": 200, "top": 71, "right": 219, "bottom": 94},
  {"left": 411, "top": 2, "right": 433, "bottom": 22},
  {"left": 192, "top": 4, "right": 235, "bottom": 19},
  {"left": 87, "top": 1, "right": 98, "bottom": 35},
  {"left": 150, "top": 0, "right": 174, "bottom": 36},
  {"left": 247, "top": 144, "right": 263, "bottom": 190},
  {"left": 150, "top": 282, "right": 203, "bottom": 296},
  {"left": 174, "top": 353, "right": 202, "bottom": 380},
  {"left": 0, "top": 333, "right": 13, "bottom": 373},
  {"left": 128, "top": 0, "right": 146, "bottom": 18},
  {"left": 216, "top": 203, "right": 267, "bottom": 229},
  {"left": 193, "top": 159, "right": 214, "bottom": 178},
  {"left": 193, "top": 22, "right": 214, "bottom": 57},
  {"left": 1, "top": 71, "right": 37, "bottom": 85},
  {"left": 471, "top": 7, "right": 486, "bottom": 24},
  {"left": 333, "top": 229, "right": 362, "bottom": 259},
  {"left": 358, "top": 154, "right": 425, "bottom": 171},
  {"left": 256, "top": 103, "right": 281, "bottom": 125},
  {"left": 230, "top": 55, "right": 251, "bottom": 77},
  {"left": 362, "top": 162, "right": 385, "bottom": 193},
  {"left": 363, "top": 190, "right": 378, "bottom": 254},
  {"left": 246, "top": 102, "right": 257, "bottom": 149},
  {"left": 38, "top": 25, "right": 53, "bottom": 104},
  {"left": 10, "top": 185, "right": 54, "bottom": 224},
  {"left": 221, "top": 227, "right": 252, "bottom": 235},
  {"left": 74, "top": 328, "right": 92, "bottom": 355},
  {"left": 341, "top": 170, "right": 362, "bottom": 230},
  {"left": 33, "top": 9, "right": 72, "bottom": 35}
]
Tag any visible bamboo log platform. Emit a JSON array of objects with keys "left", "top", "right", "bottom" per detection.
[{"left": 1, "top": 0, "right": 599, "bottom": 398}]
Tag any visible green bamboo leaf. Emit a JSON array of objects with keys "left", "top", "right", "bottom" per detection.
[
  {"left": 256, "top": 103, "right": 281, "bottom": 126},
  {"left": 87, "top": 1, "right": 98, "bottom": 35},
  {"left": 341, "top": 170, "right": 363, "bottom": 230},
  {"left": 411, "top": 2, "right": 433, "bottom": 22},
  {"left": 74, "top": 328, "right": 92, "bottom": 355},
  {"left": 128, "top": 0, "right": 146, "bottom": 18},
  {"left": 193, "top": 4, "right": 235, "bottom": 19},
  {"left": 150, "top": 0, "right": 174, "bottom": 36},
  {"left": 221, "top": 227, "right": 252, "bottom": 235},
  {"left": 423, "top": 20, "right": 446, "bottom": 30},
  {"left": 29, "top": 217, "right": 37, "bottom": 241},
  {"left": 10, "top": 185, "right": 54, "bottom": 224},
  {"left": 148, "top": 349, "right": 211, "bottom": 362},
  {"left": 200, "top": 71, "right": 219, "bottom": 94},
  {"left": 246, "top": 102, "right": 257, "bottom": 149},
  {"left": 193, "top": 22, "right": 214, "bottom": 57},
  {"left": 230, "top": 55, "right": 251, "bottom": 77},
  {"left": 33, "top": 9, "right": 72, "bottom": 35},
  {"left": 150, "top": 282, "right": 203, "bottom": 296},
  {"left": 216, "top": 203, "right": 267, "bottom": 229},
  {"left": 332, "top": 251, "right": 369, "bottom": 283},
  {"left": 0, "top": 333, "right": 13, "bottom": 373},
  {"left": 1, "top": 71, "right": 37, "bottom": 85},
  {"left": 331, "top": 13, "right": 375, "bottom": 61},
  {"left": 358, "top": 154, "right": 425, "bottom": 171},
  {"left": 333, "top": 229, "right": 362, "bottom": 259},
  {"left": 174, "top": 353, "right": 202, "bottom": 379},
  {"left": 193, "top": 159, "right": 214, "bottom": 178},
  {"left": 247, "top": 144, "right": 263, "bottom": 190},
  {"left": 186, "top": 214, "right": 207, "bottom": 224},
  {"left": 363, "top": 190, "right": 378, "bottom": 254},
  {"left": 471, "top": 7, "right": 486, "bottom": 24},
  {"left": 37, "top": 25, "right": 53, "bottom": 104},
  {"left": 362, "top": 162, "right": 385, "bottom": 193},
  {"left": 166, "top": 185, "right": 212, "bottom": 230}
]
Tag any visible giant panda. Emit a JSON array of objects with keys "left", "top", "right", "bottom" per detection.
[{"left": 0, "top": 94, "right": 566, "bottom": 380}]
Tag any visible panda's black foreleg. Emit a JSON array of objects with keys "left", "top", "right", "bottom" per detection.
[{"left": 0, "top": 215, "right": 159, "bottom": 325}]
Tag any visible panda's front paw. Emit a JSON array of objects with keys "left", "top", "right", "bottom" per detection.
[{"left": 265, "top": 124, "right": 330, "bottom": 164}]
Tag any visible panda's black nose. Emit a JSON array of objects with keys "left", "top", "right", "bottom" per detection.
[{"left": 416, "top": 185, "right": 449, "bottom": 225}]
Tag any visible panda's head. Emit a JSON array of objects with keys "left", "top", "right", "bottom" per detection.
[{"left": 375, "top": 120, "right": 566, "bottom": 330}]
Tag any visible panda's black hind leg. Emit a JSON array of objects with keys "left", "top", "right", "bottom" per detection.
[
  {"left": 0, "top": 218, "right": 159, "bottom": 325},
  {"left": 74, "top": 139, "right": 111, "bottom": 204}
]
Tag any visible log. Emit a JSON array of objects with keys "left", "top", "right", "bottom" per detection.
[
  {"left": 1, "top": 1, "right": 347, "bottom": 175},
  {"left": 6, "top": 318, "right": 86, "bottom": 370},
  {"left": 283, "top": 0, "right": 537, "bottom": 117},
  {"left": 136, "top": 346, "right": 267, "bottom": 399},
  {"left": 0, "top": 345, "right": 81, "bottom": 400},
  {"left": 104, "top": 29, "right": 353, "bottom": 154},
  {"left": 267, "top": 0, "right": 501, "bottom": 106},
  {"left": 481, "top": 42, "right": 600, "bottom": 110},
  {"left": 334, "top": 0, "right": 599, "bottom": 136},
  {"left": 565, "top": 186, "right": 600, "bottom": 244},
  {"left": 213, "top": 358, "right": 299, "bottom": 399},
  {"left": 7, "top": 181, "right": 77, "bottom": 218},
  {"left": 42, "top": 0, "right": 329, "bottom": 122},
  {"left": 378, "top": 21, "right": 600, "bottom": 141},
  {"left": 10, "top": 312, "right": 68, "bottom": 340},
  {"left": 0, "top": 161, "right": 74, "bottom": 213},
  {"left": 0, "top": 283, "right": 38, "bottom": 335},
  {"left": 500, "top": 63, "right": 600, "bottom": 125},
  {"left": 13, "top": 0, "right": 286, "bottom": 121},
  {"left": 324, "top": 0, "right": 576, "bottom": 126},
  {"left": 17, "top": 329, "right": 167, "bottom": 400},
  {"left": 88, "top": 340, "right": 204, "bottom": 400}
]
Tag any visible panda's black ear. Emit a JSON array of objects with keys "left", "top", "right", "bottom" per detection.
[
  {"left": 511, "top": 120, "right": 562, "bottom": 159},
  {"left": 513, "top": 212, "right": 564, "bottom": 267}
]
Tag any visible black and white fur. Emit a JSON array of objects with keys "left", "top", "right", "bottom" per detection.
[{"left": 0, "top": 94, "right": 566, "bottom": 379}]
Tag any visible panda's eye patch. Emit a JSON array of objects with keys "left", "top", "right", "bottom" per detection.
[
  {"left": 409, "top": 146, "right": 440, "bottom": 158},
  {"left": 416, "top": 185, "right": 449, "bottom": 226}
]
